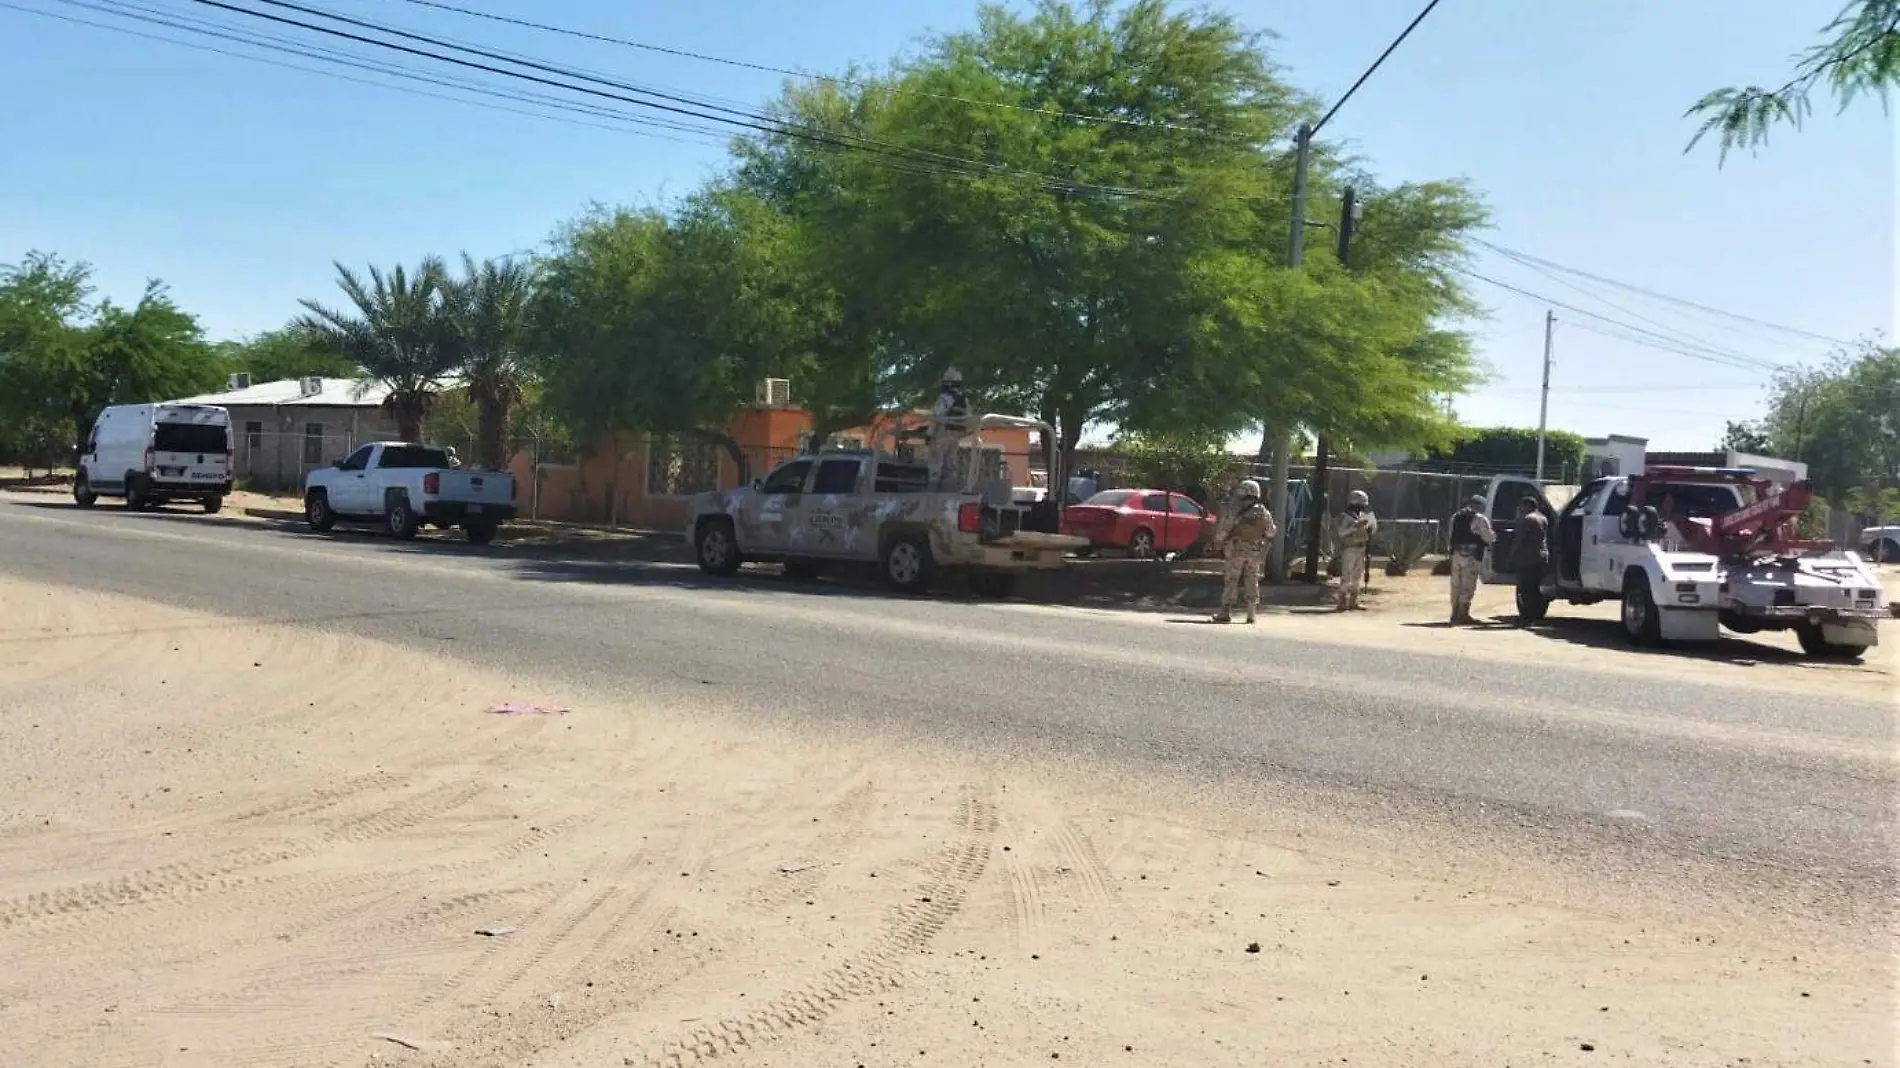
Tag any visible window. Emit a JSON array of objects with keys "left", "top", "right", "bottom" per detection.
[
  {"left": 874, "top": 462, "right": 931, "bottom": 493},
  {"left": 1491, "top": 482, "right": 1540, "bottom": 520},
  {"left": 646, "top": 435, "right": 721, "bottom": 497},
  {"left": 1169, "top": 495, "right": 1203, "bottom": 517},
  {"left": 760, "top": 460, "right": 811, "bottom": 495},
  {"left": 154, "top": 422, "right": 230, "bottom": 455},
  {"left": 1083, "top": 490, "right": 1135, "bottom": 508},
  {"left": 1601, "top": 480, "right": 1630, "bottom": 518},
  {"left": 1139, "top": 493, "right": 1169, "bottom": 512},
  {"left": 379, "top": 445, "right": 451, "bottom": 469},
  {"left": 302, "top": 423, "right": 325, "bottom": 465},
  {"left": 340, "top": 446, "right": 373, "bottom": 472},
  {"left": 811, "top": 458, "right": 862, "bottom": 495}
]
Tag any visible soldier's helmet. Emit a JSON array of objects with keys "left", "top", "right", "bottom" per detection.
[
  {"left": 1237, "top": 479, "right": 1261, "bottom": 500},
  {"left": 941, "top": 367, "right": 963, "bottom": 385},
  {"left": 1467, "top": 494, "right": 1486, "bottom": 509},
  {"left": 1347, "top": 489, "right": 1370, "bottom": 507}
]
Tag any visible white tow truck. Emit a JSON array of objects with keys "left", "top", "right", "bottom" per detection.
[{"left": 1485, "top": 465, "right": 1887, "bottom": 660}]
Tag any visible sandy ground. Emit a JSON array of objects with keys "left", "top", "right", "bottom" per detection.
[{"left": 0, "top": 574, "right": 1892, "bottom": 1068}]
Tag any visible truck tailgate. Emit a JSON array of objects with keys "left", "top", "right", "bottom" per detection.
[{"left": 437, "top": 469, "right": 515, "bottom": 505}]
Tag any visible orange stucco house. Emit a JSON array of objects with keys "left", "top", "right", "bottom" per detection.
[{"left": 508, "top": 392, "right": 1040, "bottom": 531}]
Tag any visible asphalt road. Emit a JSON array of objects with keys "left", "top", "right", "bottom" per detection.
[{"left": 2, "top": 495, "right": 1892, "bottom": 922}]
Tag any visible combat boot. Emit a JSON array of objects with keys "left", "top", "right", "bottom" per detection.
[
  {"left": 1211, "top": 610, "right": 1232, "bottom": 624},
  {"left": 1244, "top": 610, "right": 1256, "bottom": 624}
]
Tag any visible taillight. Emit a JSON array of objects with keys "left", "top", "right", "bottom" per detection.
[
  {"left": 957, "top": 501, "right": 982, "bottom": 533},
  {"left": 423, "top": 472, "right": 440, "bottom": 495},
  {"left": 142, "top": 447, "right": 153, "bottom": 472}
]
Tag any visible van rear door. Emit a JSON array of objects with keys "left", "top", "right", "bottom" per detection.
[{"left": 151, "top": 408, "right": 231, "bottom": 487}]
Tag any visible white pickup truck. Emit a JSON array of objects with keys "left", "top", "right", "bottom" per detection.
[
  {"left": 303, "top": 441, "right": 516, "bottom": 544},
  {"left": 1860, "top": 526, "right": 1899, "bottom": 564},
  {"left": 1486, "top": 465, "right": 1887, "bottom": 660}
]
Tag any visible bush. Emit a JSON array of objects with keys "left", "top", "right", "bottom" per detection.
[{"left": 1110, "top": 430, "right": 1231, "bottom": 503}]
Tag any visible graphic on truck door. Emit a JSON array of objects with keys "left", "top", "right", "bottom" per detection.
[
  {"left": 797, "top": 457, "right": 866, "bottom": 555},
  {"left": 747, "top": 459, "right": 811, "bottom": 553}
]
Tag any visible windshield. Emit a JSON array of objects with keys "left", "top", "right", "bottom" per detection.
[
  {"left": 152, "top": 422, "right": 229, "bottom": 455},
  {"left": 379, "top": 445, "right": 452, "bottom": 469},
  {"left": 1082, "top": 490, "right": 1135, "bottom": 507}
]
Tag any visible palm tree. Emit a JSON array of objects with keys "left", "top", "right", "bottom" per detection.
[
  {"left": 446, "top": 252, "right": 536, "bottom": 469},
  {"left": 295, "top": 258, "right": 458, "bottom": 442}
]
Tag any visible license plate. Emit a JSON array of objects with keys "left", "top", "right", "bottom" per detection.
[{"left": 467, "top": 504, "right": 484, "bottom": 514}]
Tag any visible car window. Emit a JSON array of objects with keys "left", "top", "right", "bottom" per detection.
[
  {"left": 340, "top": 446, "right": 373, "bottom": 472},
  {"left": 811, "top": 458, "right": 862, "bottom": 495},
  {"left": 1083, "top": 490, "right": 1134, "bottom": 507},
  {"left": 1651, "top": 482, "right": 1743, "bottom": 517},
  {"left": 1169, "top": 495, "right": 1203, "bottom": 516},
  {"left": 378, "top": 445, "right": 451, "bottom": 469},
  {"left": 1491, "top": 482, "right": 1540, "bottom": 521},
  {"left": 873, "top": 461, "right": 930, "bottom": 493},
  {"left": 153, "top": 422, "right": 230, "bottom": 455},
  {"left": 1139, "top": 493, "right": 1169, "bottom": 512},
  {"left": 761, "top": 460, "right": 811, "bottom": 495},
  {"left": 1602, "top": 480, "right": 1630, "bottom": 517}
]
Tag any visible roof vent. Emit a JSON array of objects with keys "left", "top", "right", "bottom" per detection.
[
  {"left": 299, "top": 376, "right": 323, "bottom": 398},
  {"left": 225, "top": 372, "right": 251, "bottom": 392}
]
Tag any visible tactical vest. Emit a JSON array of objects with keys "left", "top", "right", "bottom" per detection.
[
  {"left": 1450, "top": 508, "right": 1483, "bottom": 552},
  {"left": 1230, "top": 502, "right": 1271, "bottom": 542}
]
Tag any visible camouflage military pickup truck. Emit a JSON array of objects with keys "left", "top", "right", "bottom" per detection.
[{"left": 684, "top": 416, "right": 1088, "bottom": 597}]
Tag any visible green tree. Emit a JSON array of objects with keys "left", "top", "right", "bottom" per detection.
[
  {"left": 295, "top": 259, "right": 459, "bottom": 442},
  {"left": 1111, "top": 428, "right": 1232, "bottom": 503},
  {"left": 1425, "top": 426, "right": 1587, "bottom": 475},
  {"left": 213, "top": 327, "right": 357, "bottom": 383},
  {"left": 447, "top": 253, "right": 537, "bottom": 469},
  {"left": 1687, "top": 0, "right": 1900, "bottom": 162},
  {"left": 1721, "top": 419, "right": 1771, "bottom": 454},
  {"left": 1747, "top": 342, "right": 1899, "bottom": 500},
  {"left": 0, "top": 252, "right": 222, "bottom": 455}
]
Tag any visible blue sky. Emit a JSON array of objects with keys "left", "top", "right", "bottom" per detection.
[{"left": 2, "top": 0, "right": 1891, "bottom": 452}]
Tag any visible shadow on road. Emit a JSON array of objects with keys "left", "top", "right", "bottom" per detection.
[{"left": 1504, "top": 614, "right": 1848, "bottom": 670}]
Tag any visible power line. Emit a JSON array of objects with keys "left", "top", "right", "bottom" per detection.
[
  {"left": 391, "top": 0, "right": 1226, "bottom": 138},
  {"left": 1457, "top": 267, "right": 1785, "bottom": 372},
  {"left": 1314, "top": 0, "right": 1444, "bottom": 135},
  {"left": 189, "top": 0, "right": 1178, "bottom": 201},
  {"left": 1473, "top": 238, "right": 1852, "bottom": 347},
  {"left": 26, "top": 0, "right": 737, "bottom": 145}
]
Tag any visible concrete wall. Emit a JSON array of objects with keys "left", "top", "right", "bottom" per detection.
[{"left": 229, "top": 405, "right": 400, "bottom": 492}]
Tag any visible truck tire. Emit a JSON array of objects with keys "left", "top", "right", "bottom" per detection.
[
  {"left": 465, "top": 521, "right": 498, "bottom": 545},
  {"left": 385, "top": 495, "right": 421, "bottom": 540},
  {"left": 304, "top": 489, "right": 336, "bottom": 532},
  {"left": 202, "top": 495, "right": 223, "bottom": 515},
  {"left": 880, "top": 533, "right": 934, "bottom": 594},
  {"left": 695, "top": 518, "right": 742, "bottom": 576},
  {"left": 1796, "top": 623, "right": 1865, "bottom": 662},
  {"left": 73, "top": 473, "right": 96, "bottom": 508},
  {"left": 1620, "top": 570, "right": 1662, "bottom": 647}
]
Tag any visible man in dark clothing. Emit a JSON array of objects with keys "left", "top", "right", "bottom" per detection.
[{"left": 1506, "top": 494, "right": 1549, "bottom": 625}]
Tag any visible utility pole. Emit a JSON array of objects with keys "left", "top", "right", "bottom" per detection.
[
  {"left": 1305, "top": 186, "right": 1358, "bottom": 582},
  {"left": 1533, "top": 309, "right": 1554, "bottom": 483},
  {"left": 1265, "top": 124, "right": 1313, "bottom": 583}
]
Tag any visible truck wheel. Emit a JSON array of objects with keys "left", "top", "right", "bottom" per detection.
[
  {"left": 695, "top": 518, "right": 742, "bottom": 576},
  {"left": 1796, "top": 623, "right": 1865, "bottom": 662},
  {"left": 465, "top": 521, "right": 498, "bottom": 545},
  {"left": 386, "top": 497, "right": 421, "bottom": 540},
  {"left": 1620, "top": 571, "right": 1662, "bottom": 647},
  {"left": 202, "top": 495, "right": 223, "bottom": 515},
  {"left": 880, "top": 534, "right": 933, "bottom": 594},
  {"left": 970, "top": 571, "right": 1018, "bottom": 599},
  {"left": 304, "top": 489, "right": 336, "bottom": 532},
  {"left": 73, "top": 473, "right": 96, "bottom": 508}
]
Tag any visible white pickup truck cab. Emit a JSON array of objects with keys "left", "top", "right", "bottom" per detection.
[
  {"left": 75, "top": 403, "right": 233, "bottom": 513},
  {"left": 1485, "top": 466, "right": 1886, "bottom": 660},
  {"left": 303, "top": 441, "right": 516, "bottom": 544}
]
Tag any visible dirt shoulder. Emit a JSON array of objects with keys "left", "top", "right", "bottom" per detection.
[{"left": 0, "top": 575, "right": 1888, "bottom": 1068}]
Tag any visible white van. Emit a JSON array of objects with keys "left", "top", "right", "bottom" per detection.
[{"left": 75, "top": 403, "right": 235, "bottom": 513}]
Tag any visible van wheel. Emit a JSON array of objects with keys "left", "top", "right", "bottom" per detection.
[
  {"left": 880, "top": 534, "right": 933, "bottom": 594},
  {"left": 202, "top": 495, "right": 223, "bottom": 515},
  {"left": 1620, "top": 570, "right": 1662, "bottom": 647},
  {"left": 386, "top": 497, "right": 421, "bottom": 540},
  {"left": 695, "top": 518, "right": 741, "bottom": 576},
  {"left": 1796, "top": 623, "right": 1865, "bottom": 662},
  {"left": 304, "top": 490, "right": 336, "bottom": 532},
  {"left": 123, "top": 476, "right": 147, "bottom": 511},
  {"left": 73, "top": 474, "right": 96, "bottom": 508}
]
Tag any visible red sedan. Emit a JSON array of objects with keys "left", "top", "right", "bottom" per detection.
[{"left": 1060, "top": 489, "right": 1218, "bottom": 558}]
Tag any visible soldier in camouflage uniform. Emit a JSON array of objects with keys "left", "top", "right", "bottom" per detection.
[
  {"left": 1446, "top": 494, "right": 1495, "bottom": 624},
  {"left": 1211, "top": 479, "right": 1276, "bottom": 624},
  {"left": 927, "top": 368, "right": 973, "bottom": 489},
  {"left": 1334, "top": 488, "right": 1377, "bottom": 611}
]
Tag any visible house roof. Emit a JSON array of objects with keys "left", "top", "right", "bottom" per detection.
[{"left": 169, "top": 376, "right": 394, "bottom": 408}]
